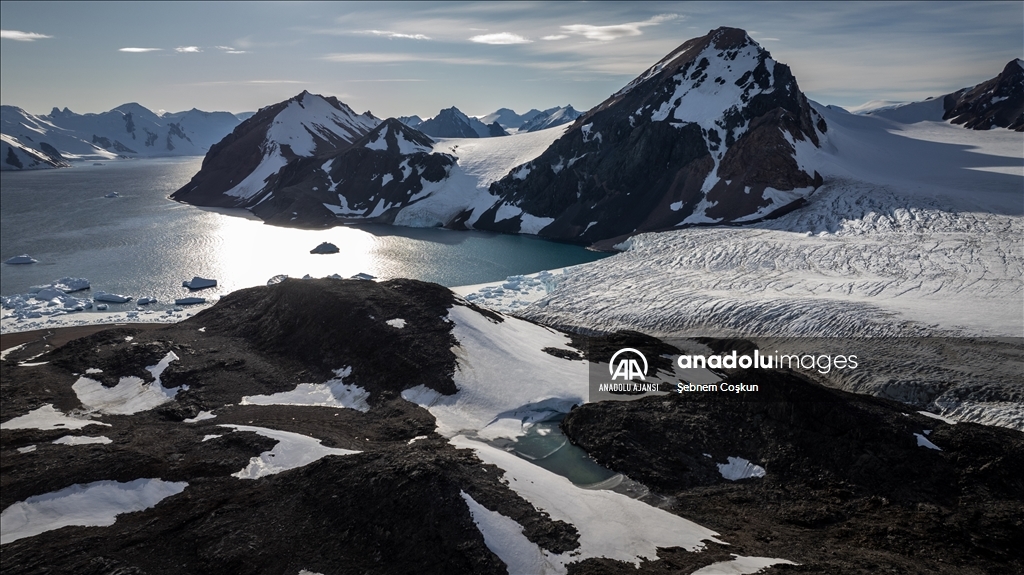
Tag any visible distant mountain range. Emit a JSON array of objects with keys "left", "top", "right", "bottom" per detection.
[{"left": 0, "top": 104, "right": 247, "bottom": 170}]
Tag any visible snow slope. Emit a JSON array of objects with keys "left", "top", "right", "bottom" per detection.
[{"left": 392, "top": 125, "right": 569, "bottom": 228}]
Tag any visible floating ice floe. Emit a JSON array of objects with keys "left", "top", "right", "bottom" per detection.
[
  {"left": 240, "top": 367, "right": 371, "bottom": 412},
  {"left": 72, "top": 351, "right": 184, "bottom": 415},
  {"left": 182, "top": 276, "right": 217, "bottom": 289},
  {"left": 310, "top": 241, "right": 340, "bottom": 254},
  {"left": 104, "top": 192, "right": 119, "bottom": 198},
  {"left": 137, "top": 297, "right": 157, "bottom": 305},
  {"left": 0, "top": 404, "right": 111, "bottom": 431},
  {"left": 174, "top": 297, "right": 206, "bottom": 305},
  {"left": 0, "top": 478, "right": 187, "bottom": 545},
  {"left": 31, "top": 277, "right": 89, "bottom": 293},
  {"left": 717, "top": 457, "right": 767, "bottom": 481},
  {"left": 1, "top": 279, "right": 94, "bottom": 321},
  {"left": 350, "top": 272, "right": 375, "bottom": 281},
  {"left": 221, "top": 424, "right": 360, "bottom": 479},
  {"left": 93, "top": 291, "right": 132, "bottom": 303},
  {"left": 3, "top": 255, "right": 37, "bottom": 265}
]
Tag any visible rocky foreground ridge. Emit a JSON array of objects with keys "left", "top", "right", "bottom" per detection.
[{"left": 2, "top": 279, "right": 1022, "bottom": 574}]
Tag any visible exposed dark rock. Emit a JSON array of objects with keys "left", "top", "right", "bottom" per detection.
[
  {"left": 169, "top": 91, "right": 377, "bottom": 210},
  {"left": 943, "top": 59, "right": 1024, "bottom": 131},
  {"left": 561, "top": 363, "right": 1024, "bottom": 573},
  {"left": 476, "top": 27, "right": 825, "bottom": 242}
]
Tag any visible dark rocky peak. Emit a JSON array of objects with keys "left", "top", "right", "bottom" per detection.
[
  {"left": 356, "top": 118, "right": 435, "bottom": 155},
  {"left": 943, "top": 58, "right": 1024, "bottom": 131},
  {"left": 418, "top": 106, "right": 479, "bottom": 138},
  {"left": 478, "top": 26, "right": 825, "bottom": 243}
]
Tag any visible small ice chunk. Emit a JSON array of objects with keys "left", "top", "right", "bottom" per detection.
[
  {"left": 182, "top": 276, "right": 217, "bottom": 289},
  {"left": 350, "top": 273, "right": 376, "bottom": 281},
  {"left": 85, "top": 368, "right": 103, "bottom": 374},
  {"left": 104, "top": 192, "right": 119, "bottom": 198},
  {"left": 4, "top": 255, "right": 37, "bottom": 265},
  {"left": 96, "top": 304, "right": 108, "bottom": 310},
  {"left": 407, "top": 435, "right": 427, "bottom": 445},
  {"left": 718, "top": 457, "right": 766, "bottom": 481},
  {"left": 137, "top": 297, "right": 157, "bottom": 305},
  {"left": 201, "top": 434, "right": 222, "bottom": 442},
  {"left": 93, "top": 292, "right": 132, "bottom": 303},
  {"left": 386, "top": 318, "right": 406, "bottom": 329},
  {"left": 310, "top": 242, "right": 340, "bottom": 254}
]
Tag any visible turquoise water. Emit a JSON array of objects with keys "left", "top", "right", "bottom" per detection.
[{"left": 0, "top": 157, "right": 607, "bottom": 306}]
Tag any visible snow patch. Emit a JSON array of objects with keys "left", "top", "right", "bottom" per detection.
[
  {"left": 72, "top": 351, "right": 184, "bottom": 415},
  {"left": 0, "top": 479, "right": 187, "bottom": 545},
  {"left": 1, "top": 404, "right": 111, "bottom": 431},
  {"left": 386, "top": 318, "right": 406, "bottom": 329},
  {"left": 223, "top": 424, "right": 360, "bottom": 479},
  {"left": 240, "top": 367, "right": 370, "bottom": 413},
  {"left": 52, "top": 435, "right": 112, "bottom": 446},
  {"left": 717, "top": 457, "right": 766, "bottom": 481},
  {"left": 690, "top": 554, "right": 798, "bottom": 574}
]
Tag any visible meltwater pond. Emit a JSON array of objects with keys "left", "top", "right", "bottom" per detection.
[{"left": 1, "top": 158, "right": 607, "bottom": 314}]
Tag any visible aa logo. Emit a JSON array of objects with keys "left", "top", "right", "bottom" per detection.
[{"left": 609, "top": 348, "right": 648, "bottom": 381}]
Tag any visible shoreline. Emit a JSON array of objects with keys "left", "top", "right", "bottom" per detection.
[{"left": 0, "top": 322, "right": 168, "bottom": 351}]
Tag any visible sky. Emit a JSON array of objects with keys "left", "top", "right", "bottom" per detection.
[{"left": 1, "top": 1, "right": 1021, "bottom": 118}]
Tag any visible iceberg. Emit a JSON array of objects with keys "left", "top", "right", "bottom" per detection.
[
  {"left": 310, "top": 241, "right": 340, "bottom": 254},
  {"left": 182, "top": 276, "right": 217, "bottom": 289},
  {"left": 3, "top": 255, "right": 37, "bottom": 265},
  {"left": 174, "top": 297, "right": 206, "bottom": 305},
  {"left": 93, "top": 292, "right": 132, "bottom": 303},
  {"left": 350, "top": 272, "right": 376, "bottom": 281},
  {"left": 137, "top": 297, "right": 157, "bottom": 305}
]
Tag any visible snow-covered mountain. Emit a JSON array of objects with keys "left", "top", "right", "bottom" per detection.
[
  {"left": 418, "top": 107, "right": 508, "bottom": 138},
  {"left": 478, "top": 108, "right": 544, "bottom": 130},
  {"left": 942, "top": 58, "right": 1024, "bottom": 131},
  {"left": 170, "top": 91, "right": 380, "bottom": 209},
  {"left": 517, "top": 105, "right": 583, "bottom": 132},
  {"left": 397, "top": 114, "right": 423, "bottom": 128},
  {"left": 0, "top": 103, "right": 241, "bottom": 169},
  {"left": 244, "top": 119, "right": 460, "bottom": 227},
  {"left": 1, "top": 133, "right": 70, "bottom": 170},
  {"left": 468, "top": 27, "right": 826, "bottom": 242}
]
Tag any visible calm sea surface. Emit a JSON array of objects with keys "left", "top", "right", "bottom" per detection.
[{"left": 0, "top": 157, "right": 607, "bottom": 307}]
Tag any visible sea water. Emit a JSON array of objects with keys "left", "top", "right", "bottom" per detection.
[{"left": 0, "top": 158, "right": 607, "bottom": 308}]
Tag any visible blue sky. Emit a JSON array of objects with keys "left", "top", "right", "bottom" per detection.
[{"left": 1, "top": 1, "right": 1021, "bottom": 118}]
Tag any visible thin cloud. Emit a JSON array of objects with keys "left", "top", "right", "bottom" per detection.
[
  {"left": 215, "top": 46, "right": 248, "bottom": 54},
  {"left": 469, "top": 32, "right": 532, "bottom": 45},
  {"left": 1, "top": 30, "right": 52, "bottom": 41},
  {"left": 175, "top": 46, "right": 201, "bottom": 53},
  {"left": 758, "top": 37, "right": 780, "bottom": 42},
  {"left": 542, "top": 34, "right": 569, "bottom": 41},
  {"left": 561, "top": 13, "right": 679, "bottom": 42},
  {"left": 359, "top": 30, "right": 431, "bottom": 40},
  {"left": 323, "top": 52, "right": 494, "bottom": 65},
  {"left": 119, "top": 47, "right": 162, "bottom": 53}
]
